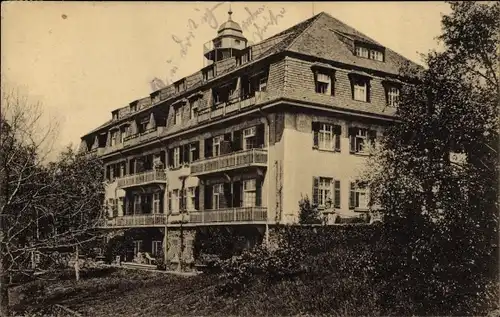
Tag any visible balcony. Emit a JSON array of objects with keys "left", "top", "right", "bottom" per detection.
[
  {"left": 85, "top": 147, "right": 105, "bottom": 158},
  {"left": 188, "top": 207, "right": 268, "bottom": 225},
  {"left": 117, "top": 169, "right": 167, "bottom": 189},
  {"left": 123, "top": 126, "right": 166, "bottom": 148},
  {"left": 196, "top": 92, "right": 266, "bottom": 124},
  {"left": 190, "top": 148, "right": 267, "bottom": 176},
  {"left": 98, "top": 214, "right": 166, "bottom": 228}
]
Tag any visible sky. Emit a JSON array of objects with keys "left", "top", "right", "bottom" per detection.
[{"left": 1, "top": 1, "right": 451, "bottom": 161}]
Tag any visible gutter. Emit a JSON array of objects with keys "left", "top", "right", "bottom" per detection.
[{"left": 258, "top": 106, "right": 271, "bottom": 247}]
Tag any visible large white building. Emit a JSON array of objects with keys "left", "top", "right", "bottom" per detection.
[{"left": 80, "top": 10, "right": 417, "bottom": 269}]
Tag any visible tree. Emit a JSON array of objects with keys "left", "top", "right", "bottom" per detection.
[
  {"left": 0, "top": 87, "right": 105, "bottom": 316},
  {"left": 362, "top": 1, "right": 499, "bottom": 315}
]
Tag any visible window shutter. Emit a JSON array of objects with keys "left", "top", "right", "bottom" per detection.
[
  {"left": 334, "top": 125, "right": 341, "bottom": 151},
  {"left": 194, "top": 186, "right": 200, "bottom": 210},
  {"left": 348, "top": 127, "right": 357, "bottom": 153},
  {"left": 312, "top": 177, "right": 319, "bottom": 205},
  {"left": 256, "top": 179, "right": 262, "bottom": 207},
  {"left": 331, "top": 74, "right": 335, "bottom": 96},
  {"left": 167, "top": 149, "right": 174, "bottom": 168},
  {"left": 349, "top": 182, "right": 356, "bottom": 209},
  {"left": 350, "top": 78, "right": 355, "bottom": 100},
  {"left": 193, "top": 142, "right": 200, "bottom": 161},
  {"left": 168, "top": 191, "right": 172, "bottom": 213},
  {"left": 366, "top": 80, "right": 371, "bottom": 103},
  {"left": 178, "top": 146, "right": 184, "bottom": 165},
  {"left": 232, "top": 130, "right": 242, "bottom": 151},
  {"left": 182, "top": 189, "right": 188, "bottom": 212},
  {"left": 223, "top": 183, "right": 232, "bottom": 208},
  {"left": 256, "top": 124, "right": 265, "bottom": 148},
  {"left": 312, "top": 122, "right": 319, "bottom": 147},
  {"left": 160, "top": 195, "right": 164, "bottom": 214},
  {"left": 204, "top": 138, "right": 213, "bottom": 158},
  {"left": 205, "top": 185, "right": 213, "bottom": 210},
  {"left": 368, "top": 129, "right": 377, "bottom": 145},
  {"left": 334, "top": 180, "right": 341, "bottom": 208},
  {"left": 183, "top": 144, "right": 190, "bottom": 164}
]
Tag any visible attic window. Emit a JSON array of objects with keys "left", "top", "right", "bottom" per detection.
[
  {"left": 112, "top": 112, "right": 118, "bottom": 120},
  {"left": 311, "top": 64, "right": 336, "bottom": 96},
  {"left": 175, "top": 80, "right": 186, "bottom": 93},
  {"left": 203, "top": 66, "right": 214, "bottom": 81},
  {"left": 355, "top": 45, "right": 384, "bottom": 62},
  {"left": 130, "top": 104, "right": 137, "bottom": 112}
]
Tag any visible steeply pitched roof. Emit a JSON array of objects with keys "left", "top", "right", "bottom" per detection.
[
  {"left": 284, "top": 12, "right": 421, "bottom": 75},
  {"left": 82, "top": 12, "right": 420, "bottom": 139}
]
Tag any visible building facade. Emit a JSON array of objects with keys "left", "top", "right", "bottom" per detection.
[{"left": 80, "top": 11, "right": 417, "bottom": 268}]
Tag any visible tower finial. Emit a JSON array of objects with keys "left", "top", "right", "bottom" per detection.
[{"left": 228, "top": 4, "right": 233, "bottom": 21}]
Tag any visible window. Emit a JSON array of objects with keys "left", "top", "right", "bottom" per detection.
[
  {"left": 133, "top": 240, "right": 143, "bottom": 255},
  {"left": 356, "top": 45, "right": 384, "bottom": 61},
  {"left": 153, "top": 192, "right": 161, "bottom": 214},
  {"left": 243, "top": 126, "right": 257, "bottom": 150},
  {"left": 243, "top": 179, "right": 257, "bottom": 207},
  {"left": 213, "top": 135, "right": 224, "bottom": 157},
  {"left": 112, "top": 112, "right": 118, "bottom": 120},
  {"left": 189, "top": 143, "right": 199, "bottom": 162},
  {"left": 187, "top": 187, "right": 198, "bottom": 211},
  {"left": 152, "top": 241, "right": 162, "bottom": 257},
  {"left": 174, "top": 106, "right": 182, "bottom": 125},
  {"left": 212, "top": 184, "right": 223, "bottom": 209},
  {"left": 315, "top": 72, "right": 333, "bottom": 95},
  {"left": 370, "top": 50, "right": 384, "bottom": 61},
  {"left": 110, "top": 130, "right": 118, "bottom": 146},
  {"left": 349, "top": 127, "right": 376, "bottom": 154},
  {"left": 190, "top": 101, "right": 198, "bottom": 119},
  {"left": 172, "top": 189, "right": 179, "bottom": 213},
  {"left": 387, "top": 86, "right": 400, "bottom": 107},
  {"left": 313, "top": 177, "right": 334, "bottom": 208},
  {"left": 120, "top": 126, "right": 129, "bottom": 143},
  {"left": 313, "top": 123, "right": 341, "bottom": 151},
  {"left": 355, "top": 46, "right": 369, "bottom": 58},
  {"left": 349, "top": 182, "right": 369, "bottom": 210},
  {"left": 181, "top": 189, "right": 187, "bottom": 212},
  {"left": 130, "top": 104, "right": 137, "bottom": 112},
  {"left": 203, "top": 67, "right": 215, "bottom": 81},
  {"left": 235, "top": 39, "right": 241, "bottom": 45},
  {"left": 353, "top": 79, "right": 368, "bottom": 102},
  {"left": 258, "top": 76, "right": 267, "bottom": 92},
  {"left": 175, "top": 80, "right": 185, "bottom": 93},
  {"left": 173, "top": 147, "right": 180, "bottom": 168}
]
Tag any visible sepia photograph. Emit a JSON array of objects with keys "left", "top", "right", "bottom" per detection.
[{"left": 1, "top": 1, "right": 499, "bottom": 316}]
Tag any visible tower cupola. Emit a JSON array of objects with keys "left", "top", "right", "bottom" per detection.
[{"left": 203, "top": 6, "right": 248, "bottom": 63}]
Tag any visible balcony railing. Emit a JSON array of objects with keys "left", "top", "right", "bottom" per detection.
[
  {"left": 188, "top": 207, "right": 267, "bottom": 224},
  {"left": 117, "top": 169, "right": 167, "bottom": 188},
  {"left": 196, "top": 92, "right": 266, "bottom": 124},
  {"left": 123, "top": 126, "right": 165, "bottom": 148},
  {"left": 190, "top": 148, "right": 267, "bottom": 175},
  {"left": 99, "top": 214, "right": 166, "bottom": 228},
  {"left": 86, "top": 147, "right": 105, "bottom": 157}
]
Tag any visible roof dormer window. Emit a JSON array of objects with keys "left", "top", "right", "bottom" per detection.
[
  {"left": 355, "top": 45, "right": 384, "bottom": 62},
  {"left": 175, "top": 79, "right": 186, "bottom": 93}
]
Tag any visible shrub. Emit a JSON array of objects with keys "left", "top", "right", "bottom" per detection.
[
  {"left": 298, "top": 196, "right": 322, "bottom": 225},
  {"left": 104, "top": 235, "right": 133, "bottom": 264},
  {"left": 216, "top": 225, "right": 381, "bottom": 295}
]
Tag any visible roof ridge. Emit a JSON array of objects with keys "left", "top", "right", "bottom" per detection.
[
  {"left": 284, "top": 12, "right": 324, "bottom": 51},
  {"left": 320, "top": 11, "right": 381, "bottom": 45}
]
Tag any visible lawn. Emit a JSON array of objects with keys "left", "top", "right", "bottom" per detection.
[{"left": 9, "top": 266, "right": 379, "bottom": 317}]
